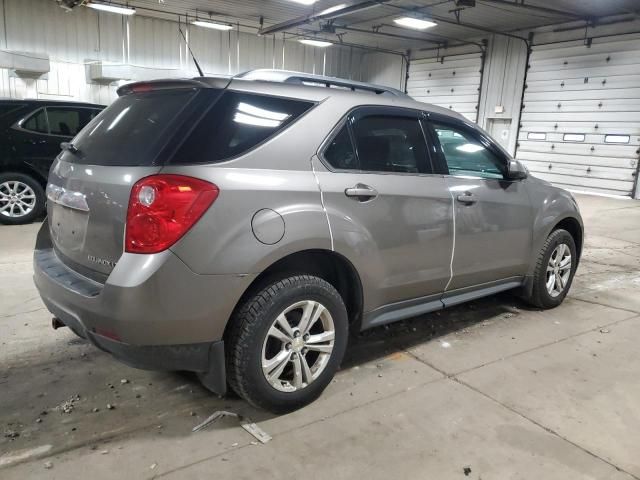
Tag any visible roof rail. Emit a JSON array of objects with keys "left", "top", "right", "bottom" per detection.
[{"left": 235, "top": 69, "right": 408, "bottom": 97}]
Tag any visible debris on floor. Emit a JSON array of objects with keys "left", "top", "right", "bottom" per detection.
[
  {"left": 240, "top": 418, "right": 273, "bottom": 444},
  {"left": 44, "top": 461, "right": 53, "bottom": 470},
  {"left": 192, "top": 410, "right": 272, "bottom": 444},
  {"left": 463, "top": 466, "right": 472, "bottom": 476},
  {"left": 599, "top": 328, "right": 610, "bottom": 334},
  {"left": 55, "top": 394, "right": 81, "bottom": 414},
  {"left": 192, "top": 410, "right": 238, "bottom": 432}
]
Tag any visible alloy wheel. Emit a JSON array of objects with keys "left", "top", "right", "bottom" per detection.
[
  {"left": 261, "top": 300, "right": 335, "bottom": 392},
  {"left": 0, "top": 181, "right": 37, "bottom": 219},
  {"left": 546, "top": 243, "right": 572, "bottom": 297}
]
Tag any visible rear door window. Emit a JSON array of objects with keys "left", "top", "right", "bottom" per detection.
[
  {"left": 323, "top": 125, "right": 357, "bottom": 170},
  {"left": 352, "top": 115, "right": 430, "bottom": 174},
  {"left": 70, "top": 89, "right": 197, "bottom": 166},
  {"left": 170, "top": 92, "right": 314, "bottom": 164}
]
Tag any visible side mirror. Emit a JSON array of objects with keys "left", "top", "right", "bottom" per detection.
[{"left": 507, "top": 160, "right": 528, "bottom": 180}]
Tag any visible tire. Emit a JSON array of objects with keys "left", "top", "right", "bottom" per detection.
[
  {"left": 0, "top": 172, "right": 46, "bottom": 225},
  {"left": 224, "top": 275, "right": 348, "bottom": 413},
  {"left": 523, "top": 228, "right": 577, "bottom": 309}
]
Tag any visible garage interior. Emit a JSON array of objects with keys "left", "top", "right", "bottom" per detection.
[{"left": 1, "top": 0, "right": 640, "bottom": 478}]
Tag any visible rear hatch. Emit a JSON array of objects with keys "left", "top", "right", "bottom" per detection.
[{"left": 46, "top": 80, "right": 227, "bottom": 281}]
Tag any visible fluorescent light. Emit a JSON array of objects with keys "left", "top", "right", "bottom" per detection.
[
  {"left": 299, "top": 39, "right": 333, "bottom": 47},
  {"left": 319, "top": 4, "right": 347, "bottom": 15},
  {"left": 289, "top": 0, "right": 318, "bottom": 4},
  {"left": 87, "top": 2, "right": 136, "bottom": 15},
  {"left": 394, "top": 17, "right": 437, "bottom": 30},
  {"left": 191, "top": 20, "right": 234, "bottom": 30}
]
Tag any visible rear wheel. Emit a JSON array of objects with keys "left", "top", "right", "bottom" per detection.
[
  {"left": 524, "top": 228, "right": 577, "bottom": 309},
  {"left": 224, "top": 275, "right": 348, "bottom": 413},
  {"left": 0, "top": 172, "right": 45, "bottom": 225}
]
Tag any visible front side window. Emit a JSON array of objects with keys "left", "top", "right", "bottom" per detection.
[
  {"left": 22, "top": 109, "right": 48, "bottom": 134},
  {"left": 172, "top": 92, "right": 314, "bottom": 164},
  {"left": 433, "top": 122, "right": 505, "bottom": 179},
  {"left": 352, "top": 115, "right": 428, "bottom": 174}
]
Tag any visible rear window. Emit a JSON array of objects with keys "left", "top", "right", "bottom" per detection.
[
  {"left": 170, "top": 91, "right": 314, "bottom": 164},
  {"left": 70, "top": 89, "right": 197, "bottom": 166}
]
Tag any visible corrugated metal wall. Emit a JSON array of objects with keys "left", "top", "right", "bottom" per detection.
[
  {"left": 359, "top": 52, "right": 406, "bottom": 91},
  {"left": 0, "top": 0, "right": 363, "bottom": 104},
  {"left": 515, "top": 33, "right": 640, "bottom": 197}
]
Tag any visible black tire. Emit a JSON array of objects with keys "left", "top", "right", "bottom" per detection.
[
  {"left": 0, "top": 172, "right": 46, "bottom": 225},
  {"left": 523, "top": 228, "right": 577, "bottom": 309},
  {"left": 224, "top": 275, "right": 348, "bottom": 413}
]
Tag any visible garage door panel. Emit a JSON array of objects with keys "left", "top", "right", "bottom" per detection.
[
  {"left": 517, "top": 141, "right": 638, "bottom": 158},
  {"left": 518, "top": 132, "right": 640, "bottom": 147},
  {"left": 524, "top": 162, "right": 635, "bottom": 182},
  {"left": 526, "top": 74, "right": 640, "bottom": 92},
  {"left": 522, "top": 99, "right": 640, "bottom": 113},
  {"left": 516, "top": 36, "right": 640, "bottom": 197},
  {"left": 528, "top": 171, "right": 634, "bottom": 192},
  {"left": 529, "top": 35, "right": 640, "bottom": 60},
  {"left": 530, "top": 50, "right": 640, "bottom": 72},
  {"left": 527, "top": 63, "right": 640, "bottom": 82},
  {"left": 523, "top": 88, "right": 640, "bottom": 102},
  {"left": 520, "top": 122, "right": 640, "bottom": 136},
  {"left": 408, "top": 53, "right": 482, "bottom": 123},
  {"left": 517, "top": 151, "right": 638, "bottom": 169}
]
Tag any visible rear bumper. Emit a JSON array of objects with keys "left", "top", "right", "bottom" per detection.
[{"left": 33, "top": 221, "right": 255, "bottom": 391}]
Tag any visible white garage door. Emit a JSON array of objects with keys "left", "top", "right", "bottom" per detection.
[
  {"left": 516, "top": 34, "right": 640, "bottom": 197},
  {"left": 407, "top": 52, "right": 483, "bottom": 122}
]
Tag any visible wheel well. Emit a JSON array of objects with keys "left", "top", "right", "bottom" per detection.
[
  {"left": 0, "top": 164, "right": 47, "bottom": 188},
  {"left": 228, "top": 250, "right": 364, "bottom": 331},
  {"left": 554, "top": 217, "right": 583, "bottom": 258}
]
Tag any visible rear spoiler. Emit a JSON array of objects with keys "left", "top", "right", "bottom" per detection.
[{"left": 117, "top": 77, "right": 232, "bottom": 96}]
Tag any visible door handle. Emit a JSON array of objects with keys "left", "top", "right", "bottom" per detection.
[
  {"left": 456, "top": 193, "right": 477, "bottom": 205},
  {"left": 345, "top": 184, "right": 378, "bottom": 201}
]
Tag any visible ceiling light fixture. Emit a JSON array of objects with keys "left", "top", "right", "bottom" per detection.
[
  {"left": 288, "top": 0, "right": 318, "bottom": 5},
  {"left": 393, "top": 16, "right": 437, "bottom": 30},
  {"left": 87, "top": 2, "right": 136, "bottom": 15},
  {"left": 299, "top": 39, "right": 333, "bottom": 47},
  {"left": 318, "top": 4, "right": 347, "bottom": 16},
  {"left": 191, "top": 20, "right": 234, "bottom": 30}
]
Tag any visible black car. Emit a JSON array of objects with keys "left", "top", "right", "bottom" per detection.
[{"left": 0, "top": 99, "right": 104, "bottom": 224}]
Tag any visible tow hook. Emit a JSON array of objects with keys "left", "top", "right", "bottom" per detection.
[{"left": 52, "top": 317, "right": 66, "bottom": 330}]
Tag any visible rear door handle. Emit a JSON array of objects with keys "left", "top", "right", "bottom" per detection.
[
  {"left": 456, "top": 193, "right": 477, "bottom": 205},
  {"left": 345, "top": 184, "right": 378, "bottom": 201}
]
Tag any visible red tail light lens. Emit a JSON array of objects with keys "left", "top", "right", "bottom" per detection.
[{"left": 125, "top": 175, "right": 219, "bottom": 254}]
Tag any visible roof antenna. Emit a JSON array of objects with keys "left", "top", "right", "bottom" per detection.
[{"left": 179, "top": 23, "right": 204, "bottom": 77}]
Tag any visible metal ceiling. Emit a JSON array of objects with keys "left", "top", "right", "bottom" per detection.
[{"left": 104, "top": 0, "right": 640, "bottom": 54}]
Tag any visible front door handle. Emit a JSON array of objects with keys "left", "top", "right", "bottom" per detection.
[
  {"left": 456, "top": 193, "right": 477, "bottom": 205},
  {"left": 345, "top": 184, "right": 378, "bottom": 202}
]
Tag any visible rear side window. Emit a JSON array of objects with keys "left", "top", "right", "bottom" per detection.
[
  {"left": 47, "top": 107, "right": 101, "bottom": 136},
  {"left": 352, "top": 115, "right": 428, "bottom": 174},
  {"left": 324, "top": 126, "right": 357, "bottom": 170},
  {"left": 22, "top": 109, "right": 48, "bottom": 134},
  {"left": 70, "top": 89, "right": 197, "bottom": 166},
  {"left": 171, "top": 92, "right": 314, "bottom": 164}
]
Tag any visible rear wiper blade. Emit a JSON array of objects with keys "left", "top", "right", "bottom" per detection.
[{"left": 60, "top": 142, "right": 79, "bottom": 154}]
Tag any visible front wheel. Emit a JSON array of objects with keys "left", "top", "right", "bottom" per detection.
[
  {"left": 524, "top": 228, "right": 577, "bottom": 309},
  {"left": 0, "top": 172, "right": 45, "bottom": 225},
  {"left": 224, "top": 275, "right": 348, "bottom": 413}
]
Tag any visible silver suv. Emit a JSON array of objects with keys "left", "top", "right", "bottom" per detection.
[{"left": 34, "top": 70, "right": 583, "bottom": 412}]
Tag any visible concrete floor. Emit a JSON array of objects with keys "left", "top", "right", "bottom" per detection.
[{"left": 1, "top": 194, "right": 639, "bottom": 479}]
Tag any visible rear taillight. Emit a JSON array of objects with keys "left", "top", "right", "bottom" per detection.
[{"left": 125, "top": 175, "right": 219, "bottom": 254}]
